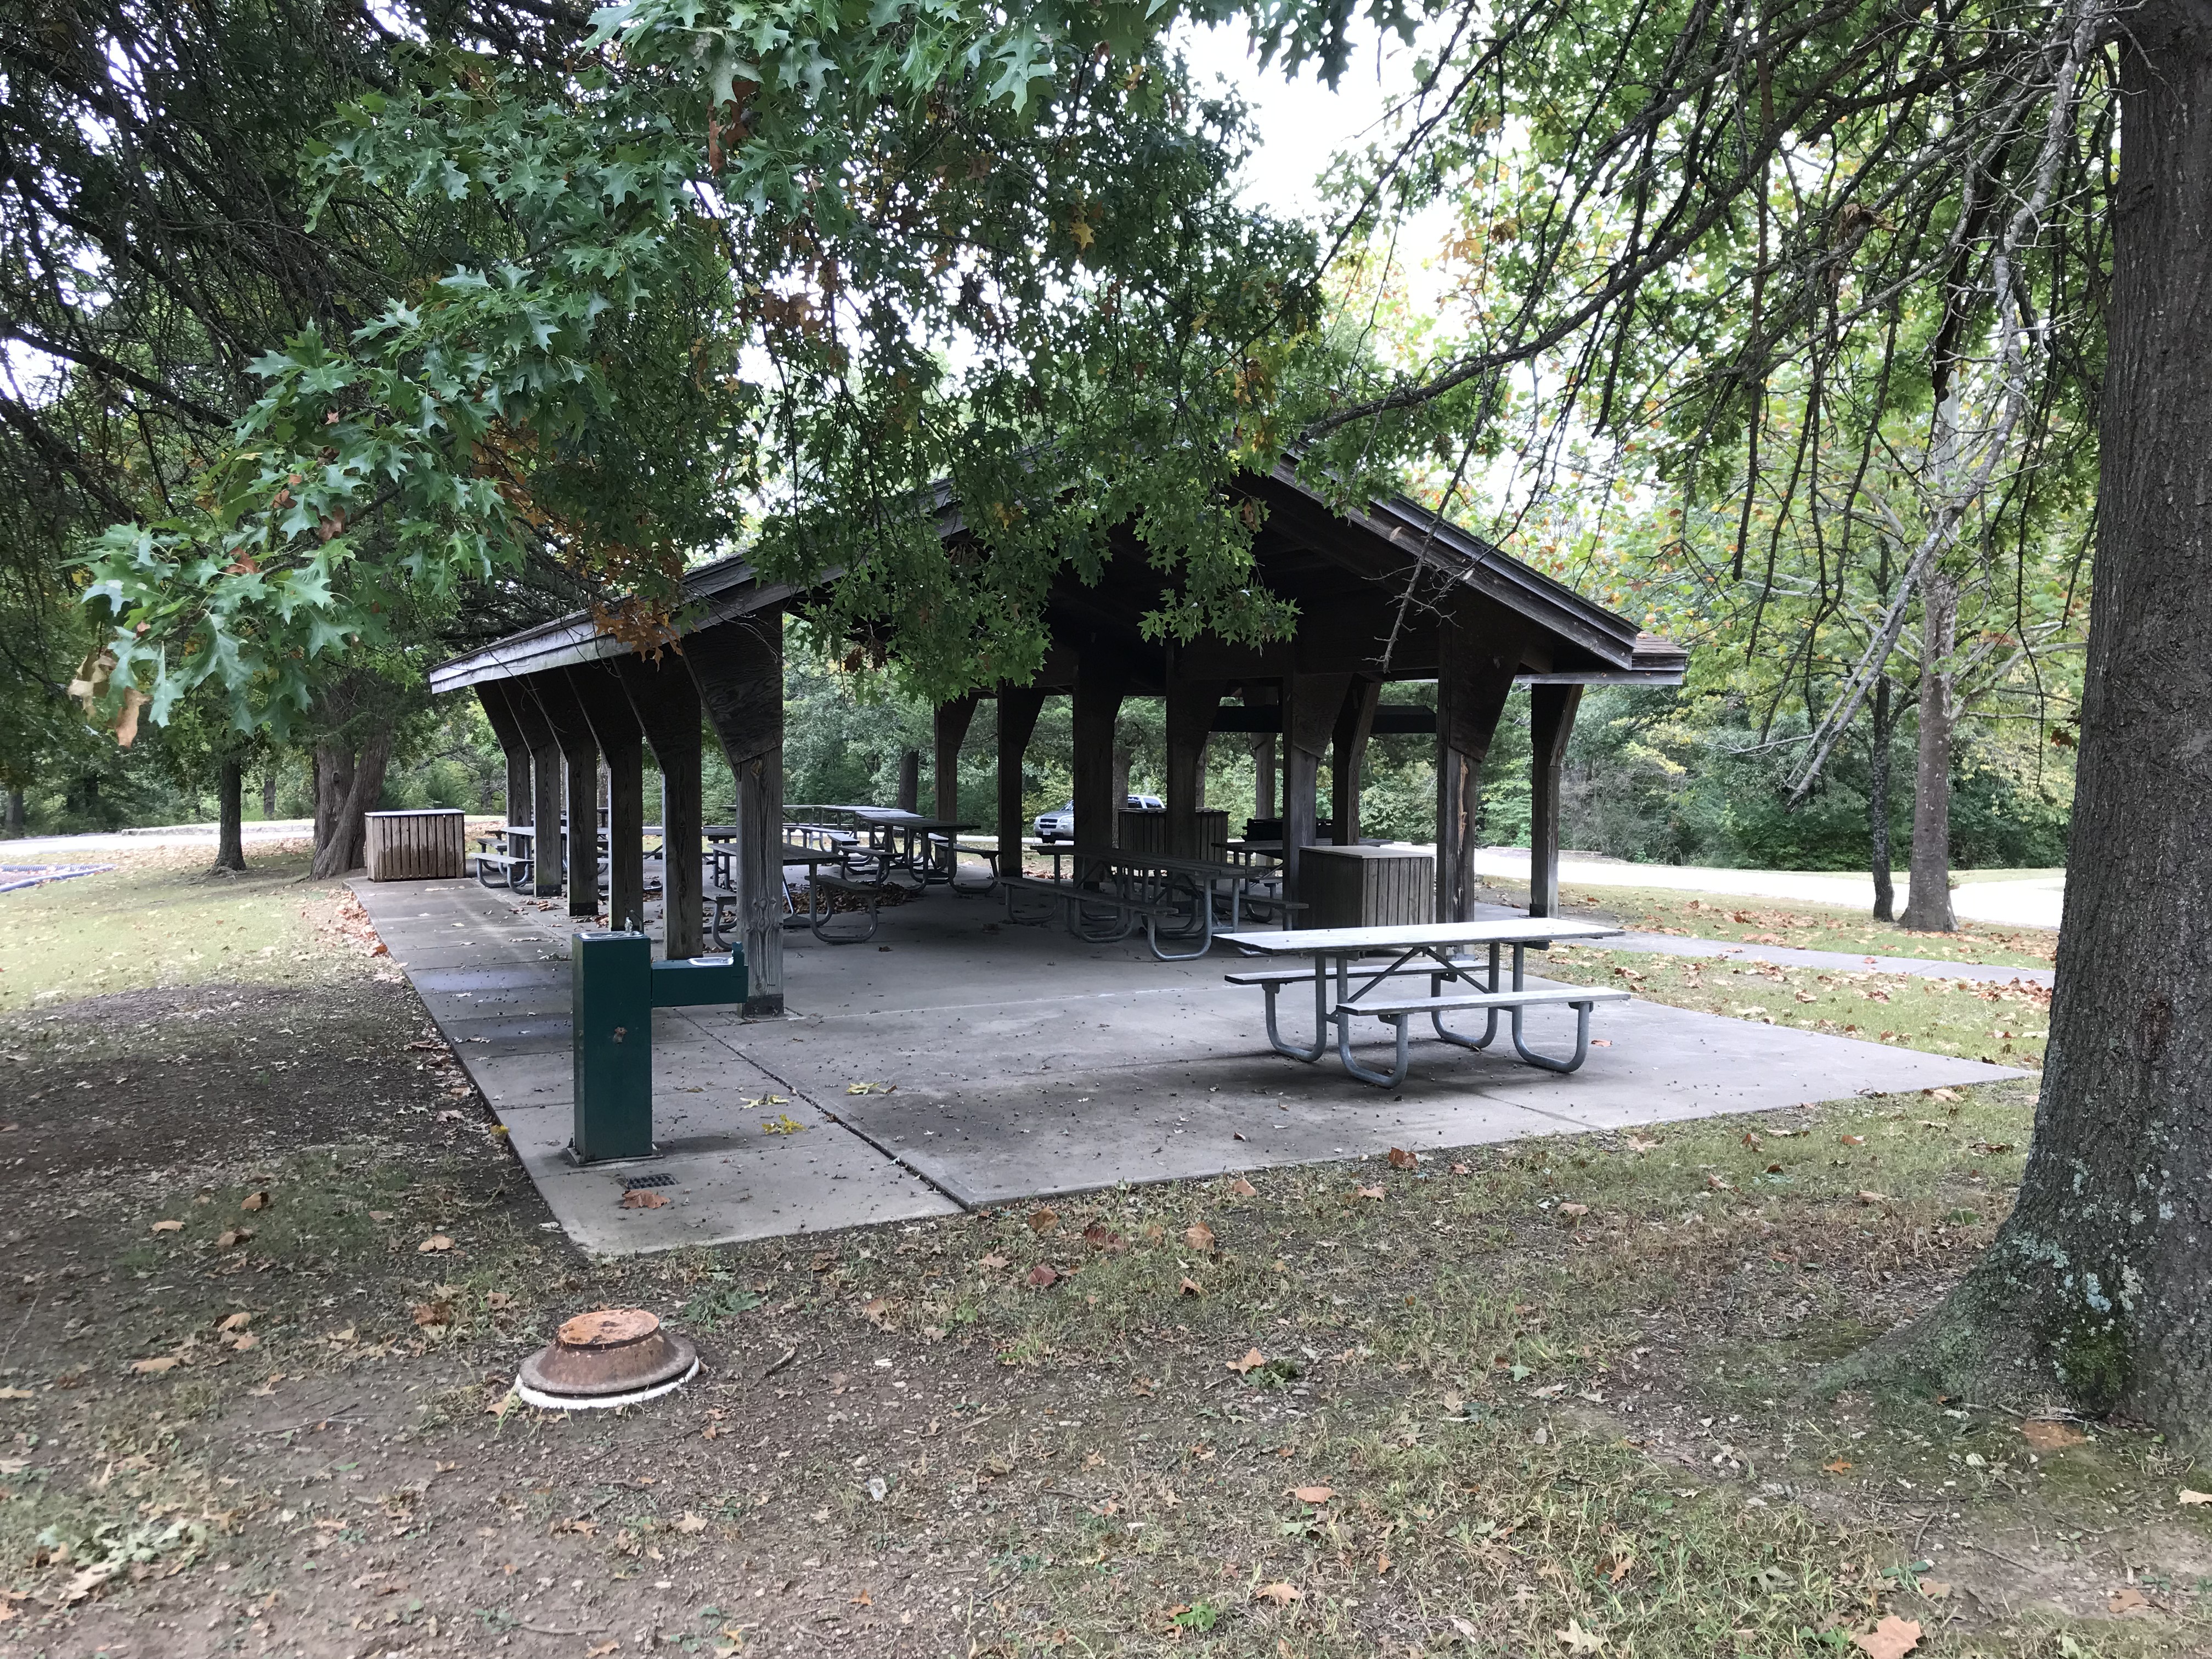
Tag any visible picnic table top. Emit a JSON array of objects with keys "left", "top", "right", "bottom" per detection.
[
  {"left": 1217, "top": 917, "right": 1622, "bottom": 955},
  {"left": 1039, "top": 844, "right": 1287, "bottom": 881},
  {"left": 851, "top": 808, "right": 975, "bottom": 825}
]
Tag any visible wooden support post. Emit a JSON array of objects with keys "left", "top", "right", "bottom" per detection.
[
  {"left": 1248, "top": 686, "right": 1279, "bottom": 821},
  {"left": 1330, "top": 678, "right": 1382, "bottom": 848},
  {"left": 616, "top": 652, "right": 706, "bottom": 960},
  {"left": 477, "top": 685, "right": 532, "bottom": 830},
  {"left": 1527, "top": 683, "right": 1583, "bottom": 919},
  {"left": 996, "top": 686, "right": 1047, "bottom": 880},
  {"left": 503, "top": 682, "right": 566, "bottom": 897},
  {"left": 1282, "top": 672, "right": 1352, "bottom": 922},
  {"left": 566, "top": 662, "right": 648, "bottom": 934},
  {"left": 1072, "top": 659, "right": 1127, "bottom": 879},
  {"left": 1435, "top": 613, "right": 1527, "bottom": 922},
  {"left": 527, "top": 673, "right": 603, "bottom": 920},
  {"left": 934, "top": 695, "right": 979, "bottom": 823},
  {"left": 1165, "top": 671, "right": 1224, "bottom": 859},
  {"left": 686, "top": 611, "right": 786, "bottom": 1016}
]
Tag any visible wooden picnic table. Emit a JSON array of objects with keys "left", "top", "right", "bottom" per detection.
[{"left": 1216, "top": 917, "right": 1630, "bottom": 1086}]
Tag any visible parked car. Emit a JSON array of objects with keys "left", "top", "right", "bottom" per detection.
[{"left": 1034, "top": 794, "right": 1163, "bottom": 842}]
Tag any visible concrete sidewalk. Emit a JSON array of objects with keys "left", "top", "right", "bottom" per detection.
[
  {"left": 353, "top": 878, "right": 2027, "bottom": 1253},
  {"left": 1473, "top": 848, "right": 2064, "bottom": 931}
]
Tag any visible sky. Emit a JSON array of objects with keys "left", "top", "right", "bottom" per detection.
[{"left": 1178, "top": 20, "right": 1462, "bottom": 313}]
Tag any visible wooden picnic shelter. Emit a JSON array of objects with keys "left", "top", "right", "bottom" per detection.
[{"left": 427, "top": 459, "right": 1688, "bottom": 1016}]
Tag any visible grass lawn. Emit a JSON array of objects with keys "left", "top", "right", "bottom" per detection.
[
  {"left": 1537, "top": 944, "right": 2052, "bottom": 1073},
  {"left": 0, "top": 850, "right": 2201, "bottom": 1659}
]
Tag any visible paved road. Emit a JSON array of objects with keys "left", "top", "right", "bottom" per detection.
[
  {"left": 1474, "top": 848, "right": 2063, "bottom": 931},
  {"left": 0, "top": 821, "right": 319, "bottom": 862}
]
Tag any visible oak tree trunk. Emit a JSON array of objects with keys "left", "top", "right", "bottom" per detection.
[
  {"left": 262, "top": 767, "right": 278, "bottom": 821},
  {"left": 1866, "top": 1, "right": 2212, "bottom": 1439},
  {"left": 1869, "top": 675, "right": 1897, "bottom": 922},
  {"left": 310, "top": 730, "right": 391, "bottom": 878},
  {"left": 213, "top": 757, "right": 246, "bottom": 873},
  {"left": 1898, "top": 569, "right": 1957, "bottom": 931}
]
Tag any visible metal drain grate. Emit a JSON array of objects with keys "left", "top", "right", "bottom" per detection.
[{"left": 623, "top": 1173, "right": 676, "bottom": 1190}]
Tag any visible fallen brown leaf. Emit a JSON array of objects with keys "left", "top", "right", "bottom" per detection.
[
  {"left": 1183, "top": 1221, "right": 1216, "bottom": 1251},
  {"left": 240, "top": 1191, "right": 270, "bottom": 1212},
  {"left": 1081, "top": 1222, "right": 1125, "bottom": 1251},
  {"left": 128, "top": 1357, "right": 179, "bottom": 1375},
  {"left": 1856, "top": 1190, "right": 1888, "bottom": 1205},
  {"left": 2180, "top": 1488, "right": 2212, "bottom": 1506},
  {"left": 1354, "top": 1185, "right": 1385, "bottom": 1201},
  {"left": 1026, "top": 1206, "right": 1059, "bottom": 1234},
  {"left": 1559, "top": 1202, "right": 1589, "bottom": 1217},
  {"left": 618, "top": 1189, "right": 668, "bottom": 1209},
  {"left": 411, "top": 1301, "right": 455, "bottom": 1328},
  {"left": 1228, "top": 1348, "right": 1265, "bottom": 1375},
  {"left": 1850, "top": 1615, "right": 1922, "bottom": 1659},
  {"left": 1291, "top": 1485, "right": 1334, "bottom": 1504},
  {"left": 1226, "top": 1176, "right": 1258, "bottom": 1197},
  {"left": 2021, "top": 1420, "right": 2086, "bottom": 1451},
  {"left": 862, "top": 1297, "right": 892, "bottom": 1328},
  {"left": 675, "top": 1513, "right": 709, "bottom": 1535},
  {"left": 217, "top": 1312, "right": 252, "bottom": 1332},
  {"left": 1178, "top": 1277, "right": 1201, "bottom": 1297},
  {"left": 2108, "top": 1585, "right": 2151, "bottom": 1614},
  {"left": 150, "top": 1220, "right": 183, "bottom": 1234},
  {"left": 1386, "top": 1147, "right": 1417, "bottom": 1170},
  {"left": 1026, "top": 1263, "right": 1059, "bottom": 1290},
  {"left": 417, "top": 1234, "right": 454, "bottom": 1253},
  {"left": 1251, "top": 1582, "right": 1300, "bottom": 1606},
  {"left": 586, "top": 1641, "right": 619, "bottom": 1658},
  {"left": 215, "top": 1227, "right": 254, "bottom": 1249},
  {"left": 978, "top": 1253, "right": 1009, "bottom": 1270}
]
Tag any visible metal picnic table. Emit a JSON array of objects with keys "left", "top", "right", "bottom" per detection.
[
  {"left": 850, "top": 808, "right": 980, "bottom": 887},
  {"left": 1003, "top": 845, "right": 1294, "bottom": 960},
  {"left": 1216, "top": 917, "right": 1631, "bottom": 1086}
]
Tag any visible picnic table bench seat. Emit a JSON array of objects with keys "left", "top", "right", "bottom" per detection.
[
  {"left": 472, "top": 845, "right": 530, "bottom": 889},
  {"left": 1335, "top": 983, "right": 1631, "bottom": 1085},
  {"left": 944, "top": 840, "right": 1007, "bottom": 896},
  {"left": 795, "top": 870, "right": 894, "bottom": 943}
]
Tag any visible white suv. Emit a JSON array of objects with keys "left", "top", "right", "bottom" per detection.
[{"left": 1034, "top": 795, "right": 1161, "bottom": 842}]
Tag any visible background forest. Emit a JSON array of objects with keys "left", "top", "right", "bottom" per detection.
[
  {"left": 0, "top": 0, "right": 2087, "bottom": 883},
  {"left": 3, "top": 639, "right": 2075, "bottom": 876}
]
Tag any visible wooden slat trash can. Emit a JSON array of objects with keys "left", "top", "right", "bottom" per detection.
[
  {"left": 1120, "top": 807, "right": 1228, "bottom": 859},
  {"left": 364, "top": 810, "right": 467, "bottom": 881},
  {"left": 1300, "top": 844, "right": 1435, "bottom": 929}
]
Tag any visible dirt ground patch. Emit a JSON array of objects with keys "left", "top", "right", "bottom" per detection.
[{"left": 0, "top": 851, "right": 2204, "bottom": 1659}]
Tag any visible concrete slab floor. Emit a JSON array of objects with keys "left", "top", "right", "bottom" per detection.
[{"left": 352, "top": 876, "right": 2027, "bottom": 1249}]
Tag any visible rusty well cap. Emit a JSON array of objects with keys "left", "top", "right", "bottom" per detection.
[{"left": 556, "top": 1308, "right": 660, "bottom": 1349}]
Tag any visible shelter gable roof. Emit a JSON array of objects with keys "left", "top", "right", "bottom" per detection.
[{"left": 428, "top": 466, "right": 1685, "bottom": 693}]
